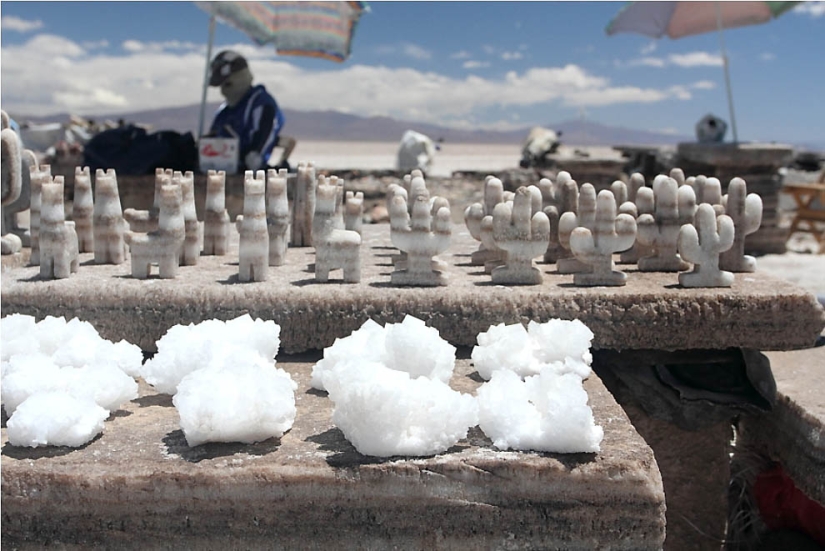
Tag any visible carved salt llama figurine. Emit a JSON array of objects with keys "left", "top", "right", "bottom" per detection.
[
  {"left": 123, "top": 168, "right": 170, "bottom": 233},
  {"left": 678, "top": 203, "right": 735, "bottom": 288},
  {"left": 72, "top": 167, "right": 94, "bottom": 252},
  {"left": 266, "top": 168, "right": 290, "bottom": 266},
  {"left": 618, "top": 172, "right": 652, "bottom": 264},
  {"left": 490, "top": 186, "right": 550, "bottom": 285},
  {"left": 539, "top": 171, "right": 579, "bottom": 264},
  {"left": 235, "top": 171, "right": 269, "bottom": 282},
  {"left": 27, "top": 163, "right": 51, "bottom": 265},
  {"left": 39, "top": 178, "right": 78, "bottom": 279},
  {"left": 202, "top": 169, "right": 230, "bottom": 256},
  {"left": 125, "top": 183, "right": 185, "bottom": 279},
  {"left": 569, "top": 189, "right": 637, "bottom": 287},
  {"left": 558, "top": 183, "right": 598, "bottom": 274},
  {"left": 291, "top": 161, "right": 316, "bottom": 247},
  {"left": 389, "top": 194, "right": 451, "bottom": 286},
  {"left": 171, "top": 171, "right": 200, "bottom": 266},
  {"left": 93, "top": 169, "right": 127, "bottom": 265},
  {"left": 345, "top": 191, "right": 364, "bottom": 235},
  {"left": 313, "top": 177, "right": 361, "bottom": 283},
  {"left": 465, "top": 176, "right": 505, "bottom": 266},
  {"left": 719, "top": 177, "right": 762, "bottom": 272},
  {"left": 1, "top": 127, "right": 23, "bottom": 254},
  {"left": 636, "top": 175, "right": 696, "bottom": 272}
]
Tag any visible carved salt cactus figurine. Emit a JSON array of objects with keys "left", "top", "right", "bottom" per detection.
[
  {"left": 266, "top": 168, "right": 290, "bottom": 266},
  {"left": 720, "top": 177, "right": 762, "bottom": 273},
  {"left": 670, "top": 167, "right": 686, "bottom": 187},
  {"left": 234, "top": 171, "right": 269, "bottom": 282},
  {"left": 345, "top": 191, "right": 364, "bottom": 235},
  {"left": 569, "top": 189, "right": 637, "bottom": 287},
  {"left": 678, "top": 203, "right": 735, "bottom": 288},
  {"left": 465, "top": 176, "right": 505, "bottom": 265},
  {"left": 93, "top": 169, "right": 127, "bottom": 264},
  {"left": 1, "top": 126, "right": 23, "bottom": 254},
  {"left": 312, "top": 177, "right": 361, "bottom": 283},
  {"left": 291, "top": 161, "right": 316, "bottom": 247},
  {"left": 618, "top": 172, "right": 652, "bottom": 264},
  {"left": 125, "top": 183, "right": 185, "bottom": 279},
  {"left": 687, "top": 175, "right": 725, "bottom": 216},
  {"left": 124, "top": 168, "right": 171, "bottom": 233},
  {"left": 39, "top": 178, "right": 79, "bottom": 279},
  {"left": 28, "top": 164, "right": 52, "bottom": 265},
  {"left": 610, "top": 180, "right": 628, "bottom": 208},
  {"left": 72, "top": 167, "right": 94, "bottom": 252},
  {"left": 389, "top": 194, "right": 451, "bottom": 286},
  {"left": 490, "top": 186, "right": 550, "bottom": 285},
  {"left": 558, "top": 183, "right": 598, "bottom": 274},
  {"left": 202, "top": 169, "right": 230, "bottom": 256},
  {"left": 636, "top": 176, "right": 697, "bottom": 272},
  {"left": 539, "top": 172, "right": 578, "bottom": 264}
]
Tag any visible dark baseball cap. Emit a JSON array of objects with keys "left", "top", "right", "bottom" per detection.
[{"left": 209, "top": 50, "right": 249, "bottom": 86}]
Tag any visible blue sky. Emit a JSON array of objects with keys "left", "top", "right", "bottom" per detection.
[{"left": 1, "top": 1, "right": 823, "bottom": 146}]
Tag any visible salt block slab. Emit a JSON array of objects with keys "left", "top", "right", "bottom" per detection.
[
  {"left": 1, "top": 224, "right": 822, "bottom": 353},
  {"left": 740, "top": 342, "right": 825, "bottom": 503},
  {"left": 1, "top": 357, "right": 666, "bottom": 550}
]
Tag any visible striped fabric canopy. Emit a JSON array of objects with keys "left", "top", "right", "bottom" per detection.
[{"left": 195, "top": 1, "right": 369, "bottom": 62}]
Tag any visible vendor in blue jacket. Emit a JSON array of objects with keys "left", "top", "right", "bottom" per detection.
[{"left": 208, "top": 50, "right": 296, "bottom": 171}]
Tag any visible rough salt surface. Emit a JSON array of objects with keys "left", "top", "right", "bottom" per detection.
[
  {"left": 323, "top": 360, "right": 478, "bottom": 457},
  {"left": 6, "top": 391, "right": 109, "bottom": 448},
  {"left": 173, "top": 351, "right": 297, "bottom": 447},
  {"left": 471, "top": 319, "right": 594, "bottom": 380},
  {"left": 311, "top": 315, "right": 456, "bottom": 391},
  {"left": 477, "top": 369, "right": 604, "bottom": 453},
  {"left": 141, "top": 314, "right": 281, "bottom": 395}
]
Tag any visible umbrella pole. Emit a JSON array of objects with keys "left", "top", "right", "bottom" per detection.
[
  {"left": 715, "top": 2, "right": 739, "bottom": 143},
  {"left": 197, "top": 15, "right": 217, "bottom": 140}
]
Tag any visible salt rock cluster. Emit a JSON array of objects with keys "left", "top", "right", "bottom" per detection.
[{"left": 1, "top": 314, "right": 141, "bottom": 447}]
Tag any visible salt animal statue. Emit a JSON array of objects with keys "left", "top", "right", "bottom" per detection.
[
  {"left": 344, "top": 190, "right": 364, "bottom": 235},
  {"left": 124, "top": 168, "right": 171, "bottom": 233},
  {"left": 539, "top": 171, "right": 579, "bottom": 264},
  {"left": 490, "top": 186, "right": 550, "bottom": 285},
  {"left": 312, "top": 176, "right": 361, "bottom": 283},
  {"left": 39, "top": 178, "right": 79, "bottom": 279},
  {"left": 291, "top": 161, "right": 316, "bottom": 247},
  {"left": 569, "top": 189, "right": 637, "bottom": 287},
  {"left": 26, "top": 164, "right": 52, "bottom": 265},
  {"left": 636, "top": 175, "right": 697, "bottom": 272},
  {"left": 202, "top": 169, "right": 230, "bottom": 256},
  {"left": 464, "top": 176, "right": 505, "bottom": 266},
  {"left": 72, "top": 167, "right": 94, "bottom": 252},
  {"left": 266, "top": 168, "right": 290, "bottom": 266},
  {"left": 389, "top": 193, "right": 451, "bottom": 286},
  {"left": 618, "top": 172, "right": 653, "bottom": 264},
  {"left": 171, "top": 171, "right": 200, "bottom": 266},
  {"left": 677, "top": 203, "right": 735, "bottom": 288},
  {"left": 720, "top": 177, "right": 762, "bottom": 273},
  {"left": 93, "top": 168, "right": 128, "bottom": 265},
  {"left": 1, "top": 126, "right": 23, "bottom": 254},
  {"left": 236, "top": 171, "right": 269, "bottom": 282},
  {"left": 558, "top": 183, "right": 598, "bottom": 274},
  {"left": 125, "top": 182, "right": 185, "bottom": 279}
]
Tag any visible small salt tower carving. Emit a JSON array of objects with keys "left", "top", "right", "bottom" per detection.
[
  {"left": 569, "top": 189, "right": 637, "bottom": 287},
  {"left": 618, "top": 172, "right": 652, "bottom": 264},
  {"left": 1, "top": 126, "right": 23, "bottom": 254},
  {"left": 124, "top": 168, "right": 171, "bottom": 233},
  {"left": 125, "top": 182, "right": 185, "bottom": 279},
  {"left": 202, "top": 169, "right": 230, "bottom": 256},
  {"left": 313, "top": 176, "right": 361, "bottom": 283},
  {"left": 28, "top": 164, "right": 51, "bottom": 265},
  {"left": 490, "top": 186, "right": 550, "bottom": 285},
  {"left": 172, "top": 171, "right": 200, "bottom": 266},
  {"left": 72, "top": 167, "right": 94, "bottom": 253},
  {"left": 266, "top": 168, "right": 290, "bottom": 266},
  {"left": 539, "top": 171, "right": 579, "bottom": 264},
  {"left": 291, "top": 161, "right": 316, "bottom": 247},
  {"left": 93, "top": 169, "right": 127, "bottom": 265},
  {"left": 678, "top": 203, "right": 735, "bottom": 288},
  {"left": 39, "top": 177, "right": 78, "bottom": 279},
  {"left": 558, "top": 183, "right": 598, "bottom": 274},
  {"left": 236, "top": 170, "right": 269, "bottom": 282},
  {"left": 345, "top": 191, "right": 364, "bottom": 235},
  {"left": 720, "top": 177, "right": 762, "bottom": 273},
  {"left": 389, "top": 193, "right": 451, "bottom": 286},
  {"left": 636, "top": 175, "right": 697, "bottom": 272},
  {"left": 465, "top": 176, "right": 505, "bottom": 266}
]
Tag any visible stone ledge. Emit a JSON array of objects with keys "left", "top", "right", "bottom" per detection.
[
  {"left": 1, "top": 356, "right": 666, "bottom": 550},
  {"left": 2, "top": 224, "right": 823, "bottom": 353}
]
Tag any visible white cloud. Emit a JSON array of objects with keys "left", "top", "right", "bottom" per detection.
[
  {"left": 668, "top": 51, "right": 723, "bottom": 67},
  {"left": 759, "top": 52, "right": 777, "bottom": 62},
  {"left": 629, "top": 57, "right": 667, "bottom": 68},
  {"left": 1, "top": 16, "right": 44, "bottom": 32},
  {"left": 501, "top": 51, "right": 523, "bottom": 61},
  {"left": 450, "top": 50, "right": 471, "bottom": 60},
  {"left": 122, "top": 40, "right": 145, "bottom": 53},
  {"left": 482, "top": 45, "right": 496, "bottom": 55},
  {"left": 375, "top": 42, "right": 431, "bottom": 60},
  {"left": 794, "top": 1, "right": 825, "bottom": 18},
  {"left": 640, "top": 42, "right": 657, "bottom": 55},
  {"left": 691, "top": 80, "right": 716, "bottom": 90},
  {"left": 463, "top": 60, "right": 490, "bottom": 69},
  {"left": 82, "top": 40, "right": 110, "bottom": 50}
]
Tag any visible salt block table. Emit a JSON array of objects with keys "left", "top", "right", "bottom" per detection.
[
  {"left": 1, "top": 356, "right": 667, "bottom": 550},
  {"left": 2, "top": 224, "right": 823, "bottom": 354}
]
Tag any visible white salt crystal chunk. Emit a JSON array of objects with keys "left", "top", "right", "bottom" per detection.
[
  {"left": 477, "top": 370, "right": 603, "bottom": 453},
  {"left": 471, "top": 322, "right": 540, "bottom": 380},
  {"left": 323, "top": 360, "right": 478, "bottom": 457},
  {"left": 311, "top": 319, "right": 386, "bottom": 390},
  {"left": 1, "top": 354, "right": 63, "bottom": 415},
  {"left": 6, "top": 392, "right": 108, "bottom": 448},
  {"left": 527, "top": 319, "right": 594, "bottom": 366},
  {"left": 383, "top": 315, "right": 456, "bottom": 384},
  {"left": 1, "top": 314, "right": 39, "bottom": 360},
  {"left": 94, "top": 339, "right": 144, "bottom": 379},
  {"left": 62, "top": 365, "right": 138, "bottom": 412},
  {"left": 173, "top": 351, "right": 296, "bottom": 447}
]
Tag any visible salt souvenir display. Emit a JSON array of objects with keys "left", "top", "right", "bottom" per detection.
[{"left": 6, "top": 392, "right": 109, "bottom": 448}]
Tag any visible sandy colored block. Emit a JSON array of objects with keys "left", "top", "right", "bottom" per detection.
[{"left": 1, "top": 358, "right": 665, "bottom": 550}]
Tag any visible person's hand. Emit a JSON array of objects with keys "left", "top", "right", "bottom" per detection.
[{"left": 244, "top": 150, "right": 263, "bottom": 171}]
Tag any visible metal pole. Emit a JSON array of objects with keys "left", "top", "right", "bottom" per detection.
[
  {"left": 715, "top": 2, "right": 739, "bottom": 143},
  {"left": 198, "top": 15, "right": 217, "bottom": 140}
]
